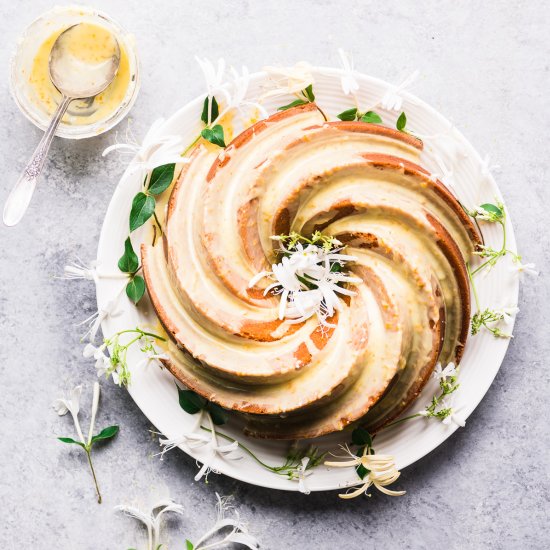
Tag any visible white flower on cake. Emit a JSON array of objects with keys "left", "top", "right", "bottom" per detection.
[
  {"left": 102, "top": 118, "right": 188, "bottom": 176},
  {"left": 325, "top": 446, "right": 405, "bottom": 499},
  {"left": 379, "top": 69, "right": 419, "bottom": 111},
  {"left": 248, "top": 233, "right": 361, "bottom": 327}
]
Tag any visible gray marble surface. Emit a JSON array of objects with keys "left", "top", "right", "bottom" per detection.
[{"left": 1, "top": 1, "right": 549, "bottom": 549}]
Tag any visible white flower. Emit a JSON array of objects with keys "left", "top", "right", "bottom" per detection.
[
  {"left": 249, "top": 242, "right": 361, "bottom": 327},
  {"left": 53, "top": 385, "right": 85, "bottom": 443},
  {"left": 495, "top": 306, "right": 519, "bottom": 325},
  {"left": 379, "top": 70, "right": 419, "bottom": 112},
  {"left": 510, "top": 260, "right": 538, "bottom": 281},
  {"left": 83, "top": 343, "right": 111, "bottom": 377},
  {"left": 439, "top": 396, "right": 466, "bottom": 428},
  {"left": 195, "top": 58, "right": 268, "bottom": 125},
  {"left": 102, "top": 118, "right": 188, "bottom": 176},
  {"left": 480, "top": 154, "right": 500, "bottom": 181},
  {"left": 432, "top": 361, "right": 457, "bottom": 381},
  {"left": 261, "top": 62, "right": 315, "bottom": 100},
  {"left": 292, "top": 456, "right": 313, "bottom": 495},
  {"left": 116, "top": 499, "right": 184, "bottom": 550},
  {"left": 193, "top": 494, "right": 260, "bottom": 550},
  {"left": 59, "top": 257, "right": 127, "bottom": 281},
  {"left": 325, "top": 446, "right": 405, "bottom": 499},
  {"left": 77, "top": 291, "right": 123, "bottom": 342},
  {"left": 337, "top": 48, "right": 359, "bottom": 96},
  {"left": 196, "top": 56, "right": 227, "bottom": 100},
  {"left": 157, "top": 410, "right": 241, "bottom": 480},
  {"left": 87, "top": 382, "right": 100, "bottom": 445}
]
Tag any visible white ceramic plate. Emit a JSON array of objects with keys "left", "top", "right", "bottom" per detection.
[{"left": 97, "top": 67, "right": 518, "bottom": 492}]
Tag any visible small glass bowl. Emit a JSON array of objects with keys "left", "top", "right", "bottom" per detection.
[{"left": 9, "top": 5, "right": 140, "bottom": 139}]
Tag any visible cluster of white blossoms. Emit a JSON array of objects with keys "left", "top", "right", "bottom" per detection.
[{"left": 249, "top": 238, "right": 361, "bottom": 327}]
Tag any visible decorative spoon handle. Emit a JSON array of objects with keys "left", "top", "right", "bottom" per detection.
[{"left": 3, "top": 95, "right": 72, "bottom": 227}]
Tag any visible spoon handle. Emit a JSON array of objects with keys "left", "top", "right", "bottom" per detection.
[{"left": 3, "top": 95, "right": 72, "bottom": 227}]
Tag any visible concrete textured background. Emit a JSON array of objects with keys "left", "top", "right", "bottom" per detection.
[{"left": 1, "top": 1, "right": 549, "bottom": 549}]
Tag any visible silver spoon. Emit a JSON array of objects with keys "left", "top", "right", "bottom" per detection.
[{"left": 3, "top": 24, "right": 120, "bottom": 227}]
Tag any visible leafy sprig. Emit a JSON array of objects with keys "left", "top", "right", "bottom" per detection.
[
  {"left": 55, "top": 383, "right": 119, "bottom": 503},
  {"left": 466, "top": 201, "right": 521, "bottom": 338},
  {"left": 336, "top": 107, "right": 383, "bottom": 124},
  {"left": 277, "top": 84, "right": 327, "bottom": 121},
  {"left": 396, "top": 111, "right": 407, "bottom": 132},
  {"left": 100, "top": 328, "right": 167, "bottom": 386},
  {"left": 175, "top": 388, "right": 324, "bottom": 479},
  {"left": 177, "top": 387, "right": 228, "bottom": 426},
  {"left": 271, "top": 230, "right": 342, "bottom": 253}
]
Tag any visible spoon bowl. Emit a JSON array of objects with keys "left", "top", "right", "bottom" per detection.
[{"left": 49, "top": 23, "right": 120, "bottom": 98}]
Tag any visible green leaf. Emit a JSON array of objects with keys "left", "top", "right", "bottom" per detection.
[
  {"left": 201, "top": 124, "right": 226, "bottom": 148},
  {"left": 91, "top": 425, "right": 120, "bottom": 444},
  {"left": 148, "top": 164, "right": 175, "bottom": 195},
  {"left": 396, "top": 111, "right": 407, "bottom": 132},
  {"left": 336, "top": 107, "right": 358, "bottom": 121},
  {"left": 118, "top": 237, "right": 139, "bottom": 273},
  {"left": 129, "top": 192, "right": 156, "bottom": 232},
  {"left": 354, "top": 445, "right": 370, "bottom": 479},
  {"left": 201, "top": 96, "right": 219, "bottom": 125},
  {"left": 177, "top": 387, "right": 207, "bottom": 414},
  {"left": 58, "top": 437, "right": 85, "bottom": 448},
  {"left": 126, "top": 275, "right": 145, "bottom": 304},
  {"left": 277, "top": 99, "right": 308, "bottom": 111},
  {"left": 356, "top": 464, "right": 369, "bottom": 480},
  {"left": 207, "top": 403, "right": 228, "bottom": 425},
  {"left": 303, "top": 84, "right": 315, "bottom": 102},
  {"left": 351, "top": 427, "right": 372, "bottom": 447},
  {"left": 186, "top": 541, "right": 194, "bottom": 550},
  {"left": 361, "top": 111, "right": 383, "bottom": 124},
  {"left": 479, "top": 203, "right": 503, "bottom": 218}
]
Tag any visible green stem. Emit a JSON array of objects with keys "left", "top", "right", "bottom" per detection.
[
  {"left": 199, "top": 426, "right": 296, "bottom": 474},
  {"left": 85, "top": 448, "right": 102, "bottom": 504},
  {"left": 466, "top": 262, "right": 480, "bottom": 310},
  {"left": 114, "top": 329, "right": 166, "bottom": 342},
  {"left": 380, "top": 413, "right": 423, "bottom": 431}
]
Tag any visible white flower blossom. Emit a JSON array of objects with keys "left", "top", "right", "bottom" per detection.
[
  {"left": 439, "top": 395, "right": 466, "bottom": 428},
  {"left": 77, "top": 291, "right": 123, "bottom": 342},
  {"left": 195, "top": 58, "right": 268, "bottom": 124},
  {"left": 83, "top": 343, "right": 111, "bottom": 377},
  {"left": 196, "top": 56, "right": 227, "bottom": 101},
  {"left": 480, "top": 154, "right": 500, "bottom": 181},
  {"left": 337, "top": 48, "right": 359, "bottom": 96},
  {"left": 102, "top": 118, "right": 188, "bottom": 177},
  {"left": 157, "top": 410, "right": 241, "bottom": 480},
  {"left": 193, "top": 493, "right": 260, "bottom": 550},
  {"left": 59, "top": 257, "right": 127, "bottom": 281},
  {"left": 292, "top": 456, "right": 313, "bottom": 495},
  {"left": 325, "top": 446, "right": 405, "bottom": 499},
  {"left": 495, "top": 306, "right": 520, "bottom": 325},
  {"left": 249, "top": 242, "right": 361, "bottom": 327},
  {"left": 432, "top": 361, "right": 457, "bottom": 381},
  {"left": 380, "top": 70, "right": 419, "bottom": 112},
  {"left": 261, "top": 62, "right": 315, "bottom": 100},
  {"left": 53, "top": 385, "right": 85, "bottom": 443},
  {"left": 116, "top": 499, "right": 184, "bottom": 550},
  {"left": 510, "top": 260, "right": 538, "bottom": 281}
]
